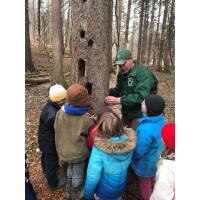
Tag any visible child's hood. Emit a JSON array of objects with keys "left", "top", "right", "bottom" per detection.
[{"left": 94, "top": 128, "right": 136, "bottom": 159}]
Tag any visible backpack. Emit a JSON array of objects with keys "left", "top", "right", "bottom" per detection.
[
  {"left": 133, "top": 65, "right": 158, "bottom": 94},
  {"left": 86, "top": 121, "right": 98, "bottom": 149}
]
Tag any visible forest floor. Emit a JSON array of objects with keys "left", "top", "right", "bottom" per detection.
[{"left": 25, "top": 51, "right": 175, "bottom": 200}]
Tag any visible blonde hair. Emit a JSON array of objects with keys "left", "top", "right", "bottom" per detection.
[{"left": 97, "top": 112, "right": 124, "bottom": 138}]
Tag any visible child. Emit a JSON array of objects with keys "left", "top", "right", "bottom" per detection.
[
  {"left": 131, "top": 94, "right": 166, "bottom": 200},
  {"left": 150, "top": 122, "right": 175, "bottom": 200},
  {"left": 84, "top": 111, "right": 137, "bottom": 200},
  {"left": 38, "top": 84, "right": 67, "bottom": 189},
  {"left": 86, "top": 106, "right": 114, "bottom": 149},
  {"left": 54, "top": 84, "right": 93, "bottom": 199}
]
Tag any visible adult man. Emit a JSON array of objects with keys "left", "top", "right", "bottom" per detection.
[
  {"left": 38, "top": 84, "right": 67, "bottom": 189},
  {"left": 105, "top": 48, "right": 155, "bottom": 129}
]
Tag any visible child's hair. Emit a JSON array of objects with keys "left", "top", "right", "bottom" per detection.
[
  {"left": 97, "top": 111, "right": 124, "bottom": 139},
  {"left": 96, "top": 106, "right": 114, "bottom": 121}
]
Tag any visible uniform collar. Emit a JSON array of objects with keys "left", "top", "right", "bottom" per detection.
[{"left": 129, "top": 63, "right": 140, "bottom": 77}]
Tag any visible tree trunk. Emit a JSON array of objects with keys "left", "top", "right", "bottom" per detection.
[
  {"left": 124, "top": 0, "right": 132, "bottom": 48},
  {"left": 141, "top": 0, "right": 150, "bottom": 64},
  {"left": 157, "top": 0, "right": 169, "bottom": 71},
  {"left": 137, "top": 0, "right": 144, "bottom": 62},
  {"left": 147, "top": 0, "right": 156, "bottom": 65},
  {"left": 51, "top": 0, "right": 67, "bottom": 87},
  {"left": 71, "top": 0, "right": 112, "bottom": 112},
  {"left": 115, "top": 0, "right": 123, "bottom": 53},
  {"left": 64, "top": 0, "right": 71, "bottom": 51},
  {"left": 25, "top": 0, "right": 35, "bottom": 72},
  {"left": 38, "top": 0, "right": 41, "bottom": 39},
  {"left": 168, "top": 0, "right": 175, "bottom": 69},
  {"left": 153, "top": 0, "right": 162, "bottom": 67}
]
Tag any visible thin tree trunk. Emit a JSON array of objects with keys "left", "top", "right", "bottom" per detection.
[
  {"left": 147, "top": 0, "right": 156, "bottom": 65},
  {"left": 153, "top": 0, "right": 162, "bottom": 67},
  {"left": 51, "top": 0, "right": 67, "bottom": 87},
  {"left": 137, "top": 0, "right": 144, "bottom": 61},
  {"left": 38, "top": 0, "right": 41, "bottom": 39},
  {"left": 64, "top": 0, "right": 71, "bottom": 51},
  {"left": 115, "top": 0, "right": 122, "bottom": 53},
  {"left": 141, "top": 0, "right": 150, "bottom": 64},
  {"left": 124, "top": 0, "right": 132, "bottom": 48},
  {"left": 157, "top": 0, "right": 169, "bottom": 71},
  {"left": 168, "top": 0, "right": 175, "bottom": 68},
  {"left": 25, "top": 0, "right": 35, "bottom": 72}
]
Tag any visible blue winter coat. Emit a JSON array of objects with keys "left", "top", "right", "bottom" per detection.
[
  {"left": 131, "top": 113, "right": 166, "bottom": 177},
  {"left": 84, "top": 128, "right": 136, "bottom": 200}
]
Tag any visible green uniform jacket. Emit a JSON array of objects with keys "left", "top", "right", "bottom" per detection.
[{"left": 109, "top": 63, "right": 154, "bottom": 120}]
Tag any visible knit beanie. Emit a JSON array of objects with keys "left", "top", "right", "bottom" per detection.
[
  {"left": 49, "top": 84, "right": 67, "bottom": 102},
  {"left": 66, "top": 84, "right": 91, "bottom": 107},
  {"left": 162, "top": 122, "right": 175, "bottom": 152},
  {"left": 144, "top": 94, "right": 165, "bottom": 116}
]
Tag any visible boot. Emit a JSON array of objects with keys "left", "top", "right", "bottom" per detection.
[{"left": 66, "top": 179, "right": 72, "bottom": 199}]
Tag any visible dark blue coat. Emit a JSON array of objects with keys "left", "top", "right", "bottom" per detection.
[{"left": 38, "top": 100, "right": 60, "bottom": 153}]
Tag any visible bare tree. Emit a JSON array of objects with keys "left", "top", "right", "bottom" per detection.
[
  {"left": 141, "top": 0, "right": 150, "bottom": 64},
  {"left": 71, "top": 0, "right": 112, "bottom": 112},
  {"left": 124, "top": 0, "right": 132, "bottom": 48},
  {"left": 157, "top": 0, "right": 170, "bottom": 71},
  {"left": 38, "top": 0, "right": 41, "bottom": 39},
  {"left": 147, "top": 0, "right": 156, "bottom": 65},
  {"left": 137, "top": 0, "right": 144, "bottom": 61},
  {"left": 25, "top": 0, "right": 35, "bottom": 72},
  {"left": 153, "top": 0, "right": 162, "bottom": 67},
  {"left": 51, "top": 0, "right": 67, "bottom": 87},
  {"left": 115, "top": 0, "right": 123, "bottom": 53}
]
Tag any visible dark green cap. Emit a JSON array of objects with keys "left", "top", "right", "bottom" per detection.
[{"left": 115, "top": 48, "right": 132, "bottom": 65}]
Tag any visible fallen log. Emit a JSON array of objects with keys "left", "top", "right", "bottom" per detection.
[{"left": 25, "top": 77, "right": 50, "bottom": 84}]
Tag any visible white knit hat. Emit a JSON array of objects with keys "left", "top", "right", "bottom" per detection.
[{"left": 49, "top": 84, "right": 67, "bottom": 102}]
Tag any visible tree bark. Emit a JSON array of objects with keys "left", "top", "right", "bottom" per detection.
[
  {"left": 51, "top": 0, "right": 67, "bottom": 87},
  {"left": 141, "top": 0, "right": 150, "bottom": 64},
  {"left": 25, "top": 0, "right": 35, "bottom": 72},
  {"left": 147, "top": 0, "right": 156, "bottom": 65},
  {"left": 71, "top": 0, "right": 112, "bottom": 112},
  {"left": 153, "top": 0, "right": 162, "bottom": 67},
  {"left": 137, "top": 0, "right": 144, "bottom": 62},
  {"left": 38, "top": 0, "right": 41, "bottom": 39},
  {"left": 124, "top": 0, "right": 132, "bottom": 48},
  {"left": 157, "top": 0, "right": 169, "bottom": 71},
  {"left": 115, "top": 0, "right": 123, "bottom": 53}
]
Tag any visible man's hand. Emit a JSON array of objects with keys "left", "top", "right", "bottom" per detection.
[{"left": 104, "top": 96, "right": 121, "bottom": 105}]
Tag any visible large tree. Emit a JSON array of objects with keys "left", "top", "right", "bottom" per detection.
[
  {"left": 25, "top": 0, "right": 35, "bottom": 72},
  {"left": 71, "top": 0, "right": 112, "bottom": 112},
  {"left": 51, "top": 0, "right": 67, "bottom": 86}
]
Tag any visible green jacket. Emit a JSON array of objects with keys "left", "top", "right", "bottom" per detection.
[{"left": 109, "top": 63, "right": 154, "bottom": 120}]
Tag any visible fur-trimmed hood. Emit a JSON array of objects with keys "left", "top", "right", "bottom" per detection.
[{"left": 94, "top": 128, "right": 136, "bottom": 154}]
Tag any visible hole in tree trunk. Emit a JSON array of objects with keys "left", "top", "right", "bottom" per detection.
[
  {"left": 88, "top": 39, "right": 94, "bottom": 47},
  {"left": 82, "top": 0, "right": 87, "bottom": 2},
  {"left": 78, "top": 59, "right": 85, "bottom": 77},
  {"left": 80, "top": 30, "right": 85, "bottom": 38},
  {"left": 85, "top": 82, "right": 92, "bottom": 95}
]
